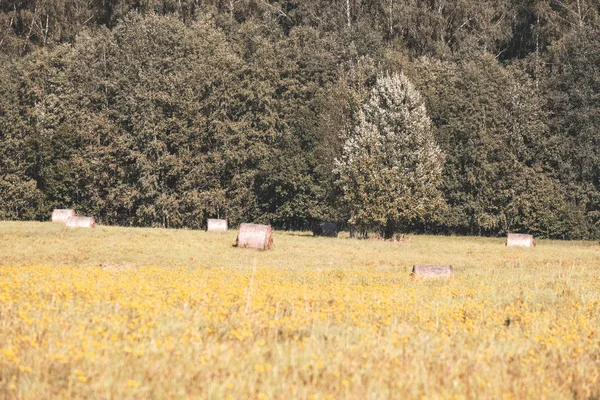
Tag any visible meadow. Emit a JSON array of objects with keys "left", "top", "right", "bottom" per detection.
[{"left": 0, "top": 221, "right": 599, "bottom": 399}]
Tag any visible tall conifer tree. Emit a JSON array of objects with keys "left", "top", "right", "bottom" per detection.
[{"left": 335, "top": 72, "right": 444, "bottom": 238}]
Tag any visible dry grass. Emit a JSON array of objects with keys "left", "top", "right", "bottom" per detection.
[{"left": 0, "top": 221, "right": 599, "bottom": 399}]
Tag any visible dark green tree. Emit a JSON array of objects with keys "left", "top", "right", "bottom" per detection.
[
  {"left": 412, "top": 53, "right": 586, "bottom": 238},
  {"left": 0, "top": 56, "right": 45, "bottom": 219}
]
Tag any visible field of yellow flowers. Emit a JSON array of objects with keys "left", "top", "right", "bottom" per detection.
[{"left": 0, "top": 221, "right": 599, "bottom": 399}]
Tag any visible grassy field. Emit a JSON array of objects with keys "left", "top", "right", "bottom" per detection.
[{"left": 0, "top": 221, "right": 599, "bottom": 399}]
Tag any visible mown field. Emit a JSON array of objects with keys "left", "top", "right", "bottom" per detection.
[{"left": 0, "top": 221, "right": 599, "bottom": 399}]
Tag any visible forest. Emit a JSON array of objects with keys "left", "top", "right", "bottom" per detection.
[{"left": 0, "top": 0, "right": 599, "bottom": 239}]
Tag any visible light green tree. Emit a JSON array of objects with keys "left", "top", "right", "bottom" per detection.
[{"left": 335, "top": 72, "right": 444, "bottom": 238}]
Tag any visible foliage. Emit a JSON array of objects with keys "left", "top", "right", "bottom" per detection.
[
  {"left": 410, "top": 53, "right": 589, "bottom": 238},
  {"left": 543, "top": 28, "right": 600, "bottom": 235},
  {"left": 335, "top": 73, "right": 444, "bottom": 238},
  {"left": 0, "top": 57, "right": 45, "bottom": 220},
  {"left": 0, "top": 2, "right": 599, "bottom": 238}
]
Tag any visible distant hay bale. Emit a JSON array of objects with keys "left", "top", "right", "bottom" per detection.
[
  {"left": 312, "top": 222, "right": 339, "bottom": 237},
  {"left": 236, "top": 223, "right": 273, "bottom": 250},
  {"left": 412, "top": 265, "right": 454, "bottom": 278},
  {"left": 66, "top": 216, "right": 96, "bottom": 228},
  {"left": 506, "top": 233, "right": 535, "bottom": 248},
  {"left": 51, "top": 209, "right": 75, "bottom": 223},
  {"left": 207, "top": 219, "right": 228, "bottom": 232}
]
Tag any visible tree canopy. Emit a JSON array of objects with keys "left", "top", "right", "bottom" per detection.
[
  {"left": 335, "top": 72, "right": 444, "bottom": 238},
  {"left": 1, "top": 1, "right": 599, "bottom": 238}
]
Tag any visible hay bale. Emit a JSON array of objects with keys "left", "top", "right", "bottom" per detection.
[
  {"left": 236, "top": 223, "right": 273, "bottom": 250},
  {"left": 412, "top": 265, "right": 454, "bottom": 278},
  {"left": 66, "top": 216, "right": 96, "bottom": 228},
  {"left": 51, "top": 209, "right": 75, "bottom": 223},
  {"left": 506, "top": 233, "right": 535, "bottom": 247},
  {"left": 207, "top": 218, "right": 228, "bottom": 232},
  {"left": 312, "top": 222, "right": 339, "bottom": 237}
]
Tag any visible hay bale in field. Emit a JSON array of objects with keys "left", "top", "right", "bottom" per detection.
[
  {"left": 207, "top": 218, "right": 228, "bottom": 232},
  {"left": 51, "top": 209, "right": 75, "bottom": 223},
  {"left": 506, "top": 233, "right": 535, "bottom": 247},
  {"left": 66, "top": 216, "right": 96, "bottom": 228},
  {"left": 312, "top": 222, "right": 339, "bottom": 237},
  {"left": 412, "top": 265, "right": 454, "bottom": 278},
  {"left": 236, "top": 223, "right": 273, "bottom": 250}
]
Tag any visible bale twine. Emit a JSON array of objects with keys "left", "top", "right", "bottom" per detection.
[
  {"left": 51, "top": 209, "right": 75, "bottom": 223},
  {"left": 312, "top": 222, "right": 339, "bottom": 237},
  {"left": 506, "top": 233, "right": 535, "bottom": 247},
  {"left": 66, "top": 216, "right": 96, "bottom": 228},
  {"left": 207, "top": 219, "right": 228, "bottom": 232},
  {"left": 412, "top": 265, "right": 454, "bottom": 279},
  {"left": 236, "top": 223, "right": 273, "bottom": 250}
]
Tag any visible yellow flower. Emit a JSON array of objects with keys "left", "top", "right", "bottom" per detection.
[{"left": 127, "top": 379, "right": 139, "bottom": 388}]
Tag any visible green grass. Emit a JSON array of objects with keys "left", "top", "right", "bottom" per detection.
[{"left": 2, "top": 221, "right": 599, "bottom": 271}]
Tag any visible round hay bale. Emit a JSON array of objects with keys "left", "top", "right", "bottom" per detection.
[
  {"left": 207, "top": 218, "right": 228, "bottom": 232},
  {"left": 51, "top": 209, "right": 75, "bottom": 223},
  {"left": 312, "top": 222, "right": 339, "bottom": 237},
  {"left": 66, "top": 216, "right": 96, "bottom": 228},
  {"left": 412, "top": 265, "right": 454, "bottom": 279},
  {"left": 506, "top": 233, "right": 535, "bottom": 247},
  {"left": 236, "top": 223, "right": 273, "bottom": 250}
]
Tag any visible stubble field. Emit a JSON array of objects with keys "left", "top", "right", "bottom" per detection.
[{"left": 0, "top": 221, "right": 599, "bottom": 399}]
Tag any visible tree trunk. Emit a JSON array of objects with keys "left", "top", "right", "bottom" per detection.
[
  {"left": 346, "top": 0, "right": 351, "bottom": 27},
  {"left": 384, "top": 219, "right": 395, "bottom": 240}
]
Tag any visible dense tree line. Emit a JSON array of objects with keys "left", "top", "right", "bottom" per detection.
[{"left": 0, "top": 0, "right": 599, "bottom": 238}]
